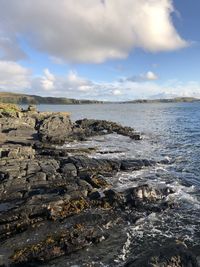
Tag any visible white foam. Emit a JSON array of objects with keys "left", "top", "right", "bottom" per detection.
[{"left": 114, "top": 232, "right": 132, "bottom": 263}]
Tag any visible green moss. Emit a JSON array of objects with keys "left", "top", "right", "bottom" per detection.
[{"left": 0, "top": 103, "right": 21, "bottom": 113}]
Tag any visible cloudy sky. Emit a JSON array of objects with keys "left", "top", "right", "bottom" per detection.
[{"left": 0, "top": 0, "right": 199, "bottom": 100}]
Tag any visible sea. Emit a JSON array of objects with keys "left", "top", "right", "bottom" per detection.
[{"left": 24, "top": 102, "right": 200, "bottom": 266}]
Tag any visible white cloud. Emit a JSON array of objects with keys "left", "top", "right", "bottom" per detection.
[
  {"left": 0, "top": 0, "right": 187, "bottom": 63},
  {"left": 122, "top": 71, "right": 158, "bottom": 82},
  {"left": 145, "top": 71, "right": 158, "bottom": 81},
  {"left": 1, "top": 65, "right": 200, "bottom": 101},
  {"left": 0, "top": 61, "right": 31, "bottom": 91},
  {"left": 32, "top": 69, "right": 93, "bottom": 94},
  {"left": 32, "top": 71, "right": 200, "bottom": 101},
  {"left": 40, "top": 69, "right": 56, "bottom": 91},
  {"left": 113, "top": 89, "right": 122, "bottom": 96}
]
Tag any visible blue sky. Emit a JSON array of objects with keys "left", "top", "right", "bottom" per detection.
[{"left": 0, "top": 0, "right": 200, "bottom": 100}]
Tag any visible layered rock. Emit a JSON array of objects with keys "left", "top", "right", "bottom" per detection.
[{"left": 0, "top": 103, "right": 192, "bottom": 266}]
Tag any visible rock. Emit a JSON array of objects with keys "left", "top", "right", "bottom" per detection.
[
  {"left": 120, "top": 159, "right": 155, "bottom": 171},
  {"left": 61, "top": 163, "right": 78, "bottom": 177},
  {"left": 9, "top": 224, "right": 106, "bottom": 266},
  {"left": 104, "top": 189, "right": 123, "bottom": 206},
  {"left": 74, "top": 119, "right": 141, "bottom": 140},
  {"left": 77, "top": 179, "right": 93, "bottom": 196},
  {"left": 38, "top": 113, "right": 72, "bottom": 144},
  {"left": 47, "top": 197, "right": 89, "bottom": 220},
  {"left": 66, "top": 156, "right": 120, "bottom": 178},
  {"left": 0, "top": 254, "right": 6, "bottom": 267},
  {"left": 124, "top": 243, "right": 199, "bottom": 267},
  {"left": 37, "top": 147, "right": 69, "bottom": 157},
  {"left": 39, "top": 159, "right": 59, "bottom": 175},
  {"left": 125, "top": 184, "right": 171, "bottom": 207},
  {"left": 83, "top": 174, "right": 110, "bottom": 189},
  {"left": 0, "top": 146, "right": 35, "bottom": 160},
  {"left": 27, "top": 104, "right": 37, "bottom": 112},
  {"left": 89, "top": 190, "right": 101, "bottom": 200},
  {"left": 28, "top": 172, "right": 47, "bottom": 182},
  {"left": 0, "top": 103, "right": 178, "bottom": 266}
]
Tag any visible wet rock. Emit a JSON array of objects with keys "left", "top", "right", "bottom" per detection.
[
  {"left": 125, "top": 184, "right": 171, "bottom": 207},
  {"left": 89, "top": 190, "right": 102, "bottom": 200},
  {"left": 103, "top": 189, "right": 124, "bottom": 206},
  {"left": 83, "top": 174, "right": 110, "bottom": 189},
  {"left": 124, "top": 243, "right": 199, "bottom": 267},
  {"left": 66, "top": 156, "right": 120, "bottom": 178},
  {"left": 120, "top": 159, "right": 155, "bottom": 171},
  {"left": 74, "top": 119, "right": 141, "bottom": 140},
  {"left": 37, "top": 147, "right": 69, "bottom": 157},
  {"left": 47, "top": 197, "right": 89, "bottom": 220},
  {"left": 9, "top": 224, "right": 106, "bottom": 266},
  {"left": 73, "top": 119, "right": 141, "bottom": 140}
]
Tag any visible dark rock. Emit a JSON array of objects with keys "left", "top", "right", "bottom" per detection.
[
  {"left": 66, "top": 156, "right": 120, "bottom": 178},
  {"left": 39, "top": 160, "right": 59, "bottom": 175},
  {"left": 104, "top": 189, "right": 123, "bottom": 206},
  {"left": 124, "top": 243, "right": 199, "bottom": 267},
  {"left": 122, "top": 184, "right": 174, "bottom": 213},
  {"left": 9, "top": 224, "right": 106, "bottom": 266},
  {"left": 62, "top": 163, "right": 77, "bottom": 177},
  {"left": 83, "top": 174, "right": 110, "bottom": 189},
  {"left": 120, "top": 159, "right": 155, "bottom": 171},
  {"left": 74, "top": 119, "right": 141, "bottom": 140},
  {"left": 125, "top": 184, "right": 169, "bottom": 207},
  {"left": 89, "top": 190, "right": 102, "bottom": 200}
]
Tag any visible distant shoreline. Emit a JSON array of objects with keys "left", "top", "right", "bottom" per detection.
[{"left": 0, "top": 91, "right": 199, "bottom": 105}]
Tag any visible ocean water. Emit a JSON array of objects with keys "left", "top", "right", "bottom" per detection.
[{"left": 31, "top": 102, "right": 200, "bottom": 266}]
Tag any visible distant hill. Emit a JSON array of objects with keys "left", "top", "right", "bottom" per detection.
[
  {"left": 0, "top": 92, "right": 199, "bottom": 105},
  {"left": 0, "top": 92, "right": 104, "bottom": 105},
  {"left": 122, "top": 97, "right": 200, "bottom": 104}
]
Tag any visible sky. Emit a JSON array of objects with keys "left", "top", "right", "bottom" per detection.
[{"left": 0, "top": 0, "right": 200, "bottom": 101}]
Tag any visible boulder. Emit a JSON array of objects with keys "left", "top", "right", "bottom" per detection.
[
  {"left": 125, "top": 184, "right": 173, "bottom": 207},
  {"left": 61, "top": 163, "right": 78, "bottom": 178},
  {"left": 38, "top": 113, "right": 72, "bottom": 144}
]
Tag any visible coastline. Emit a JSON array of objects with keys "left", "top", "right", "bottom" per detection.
[{"left": 0, "top": 104, "right": 198, "bottom": 266}]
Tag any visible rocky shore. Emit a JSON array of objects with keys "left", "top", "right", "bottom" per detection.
[{"left": 0, "top": 104, "right": 199, "bottom": 267}]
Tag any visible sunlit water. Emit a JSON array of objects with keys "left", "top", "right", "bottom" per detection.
[{"left": 24, "top": 102, "right": 200, "bottom": 266}]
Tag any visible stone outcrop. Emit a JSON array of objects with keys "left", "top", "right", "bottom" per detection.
[
  {"left": 0, "top": 141, "right": 175, "bottom": 266},
  {"left": 73, "top": 118, "right": 141, "bottom": 140},
  {"left": 1, "top": 104, "right": 140, "bottom": 146},
  {"left": 0, "top": 103, "right": 195, "bottom": 267}
]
